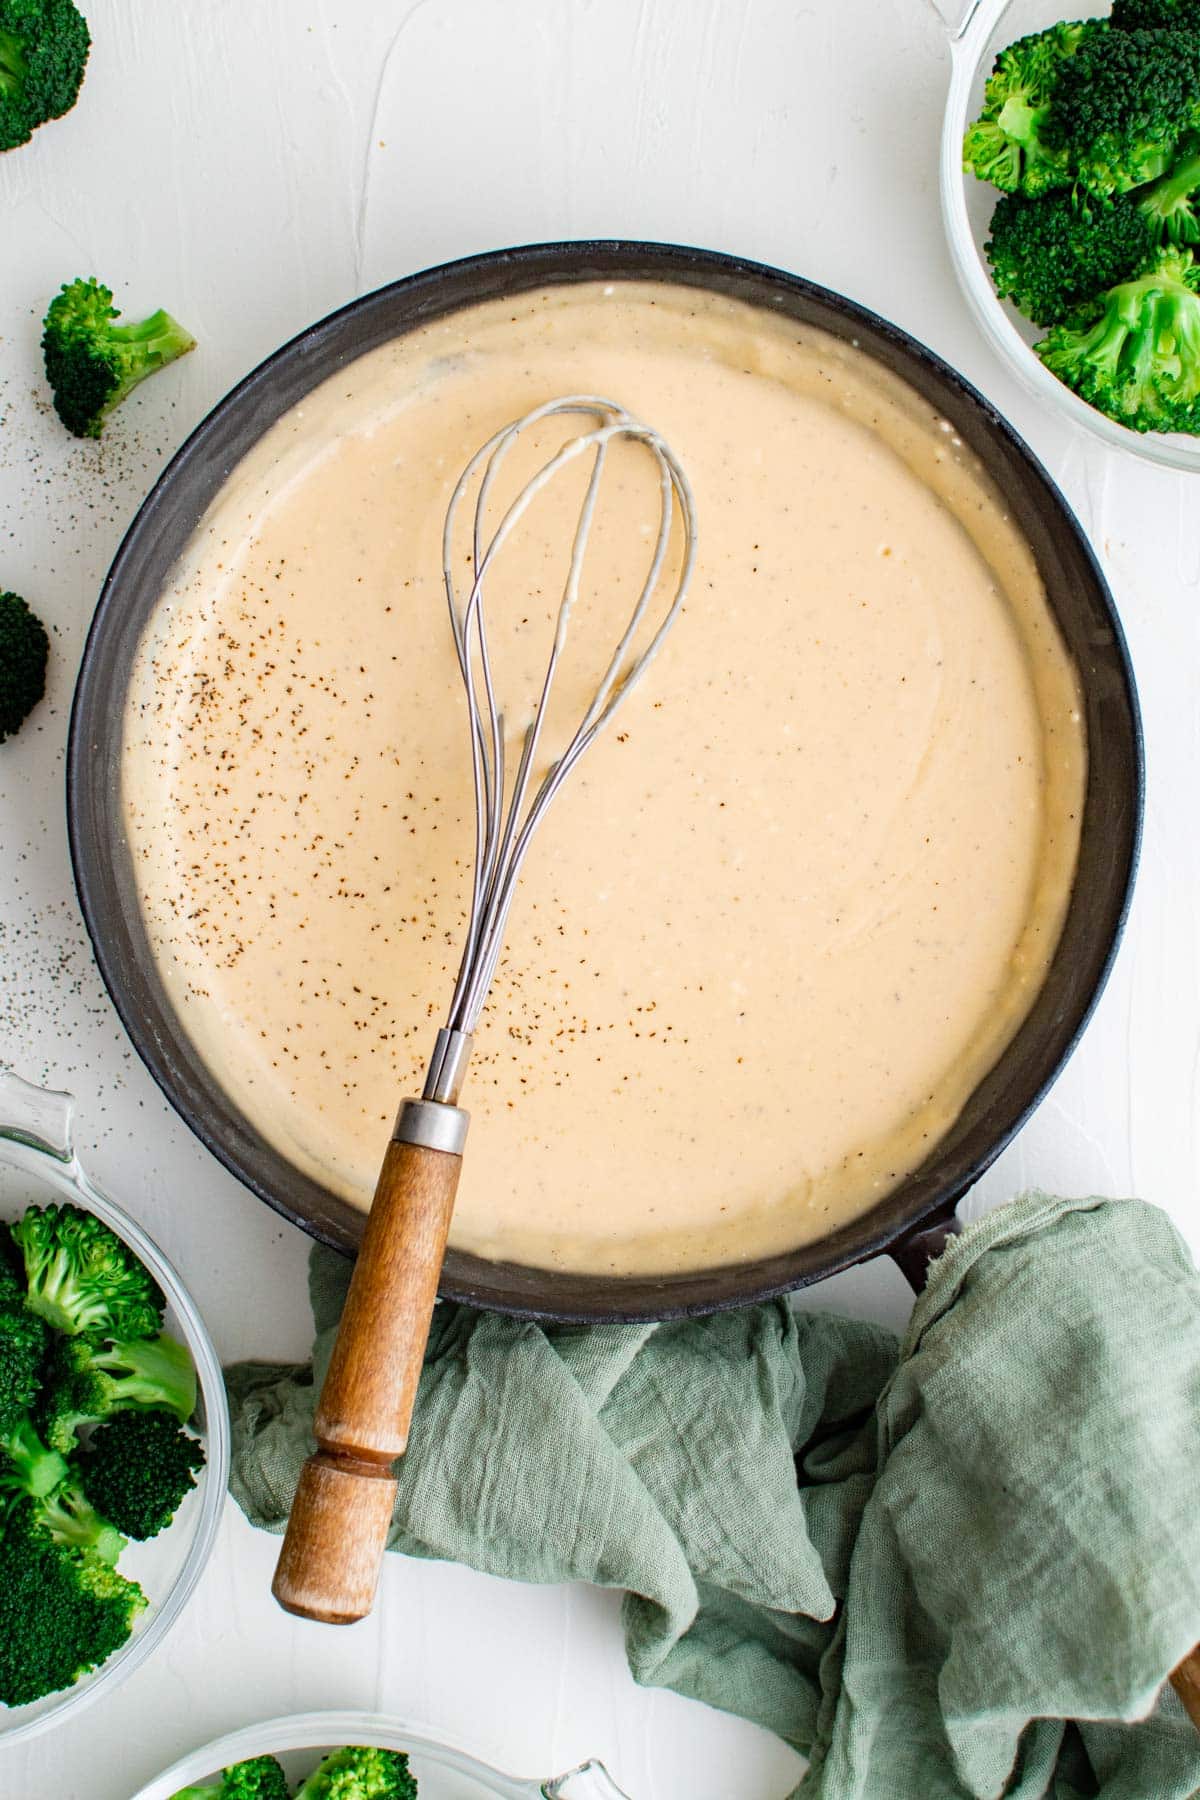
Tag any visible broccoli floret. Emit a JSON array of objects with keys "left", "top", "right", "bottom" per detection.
[
  {"left": 985, "top": 188, "right": 1157, "bottom": 325},
  {"left": 0, "top": 1501, "right": 145, "bottom": 1705},
  {"left": 0, "top": 1288, "right": 46, "bottom": 1436},
  {"left": 1111, "top": 0, "right": 1200, "bottom": 26},
  {"left": 1046, "top": 28, "right": 1200, "bottom": 195},
  {"left": 0, "top": 0, "right": 89, "bottom": 154},
  {"left": 172, "top": 1748, "right": 416, "bottom": 1800},
  {"left": 42, "top": 1329, "right": 197, "bottom": 1453},
  {"left": 963, "top": 20, "right": 1098, "bottom": 195},
  {"left": 0, "top": 1412, "right": 125, "bottom": 1563},
  {"left": 0, "top": 589, "right": 49, "bottom": 744},
  {"left": 41, "top": 277, "right": 196, "bottom": 439},
  {"left": 79, "top": 1409, "right": 205, "bottom": 1539},
  {"left": 171, "top": 1756, "right": 291, "bottom": 1800},
  {"left": 294, "top": 1746, "right": 418, "bottom": 1800},
  {"left": 1038, "top": 247, "right": 1200, "bottom": 430},
  {"left": 985, "top": 144, "right": 1200, "bottom": 325},
  {"left": 35, "top": 1466, "right": 125, "bottom": 1562},
  {"left": 12, "top": 1202, "right": 164, "bottom": 1340}
]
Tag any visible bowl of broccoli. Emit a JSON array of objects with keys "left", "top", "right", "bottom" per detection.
[
  {"left": 943, "top": 0, "right": 1200, "bottom": 467},
  {"left": 131, "top": 1712, "right": 630, "bottom": 1800},
  {"left": 0, "top": 1065, "right": 229, "bottom": 1745}
]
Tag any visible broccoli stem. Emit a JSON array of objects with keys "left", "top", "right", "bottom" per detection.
[
  {"left": 1155, "top": 287, "right": 1200, "bottom": 372},
  {"left": 39, "top": 1483, "right": 124, "bottom": 1566},
  {"left": 90, "top": 1332, "right": 197, "bottom": 1420},
  {"left": 1153, "top": 144, "right": 1200, "bottom": 204},
  {"left": 0, "top": 1415, "right": 126, "bottom": 1563},
  {"left": 106, "top": 309, "right": 194, "bottom": 353},
  {"left": 997, "top": 94, "right": 1043, "bottom": 147},
  {"left": 1142, "top": 144, "right": 1200, "bottom": 238},
  {"left": 0, "top": 1414, "right": 69, "bottom": 1499},
  {"left": 0, "top": 30, "right": 26, "bottom": 95},
  {"left": 101, "top": 310, "right": 197, "bottom": 421}
]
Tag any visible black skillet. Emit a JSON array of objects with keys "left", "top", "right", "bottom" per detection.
[{"left": 66, "top": 240, "right": 1143, "bottom": 1324}]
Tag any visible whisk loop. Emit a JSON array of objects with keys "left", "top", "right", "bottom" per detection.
[{"left": 424, "top": 394, "right": 697, "bottom": 1103}]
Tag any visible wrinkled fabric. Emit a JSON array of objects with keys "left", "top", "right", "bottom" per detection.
[{"left": 227, "top": 1194, "right": 1200, "bottom": 1798}]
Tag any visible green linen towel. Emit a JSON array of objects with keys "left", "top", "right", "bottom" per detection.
[{"left": 227, "top": 1193, "right": 1200, "bottom": 1798}]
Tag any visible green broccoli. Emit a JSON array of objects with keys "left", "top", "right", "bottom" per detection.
[
  {"left": 1038, "top": 247, "right": 1200, "bottom": 429},
  {"left": 0, "top": 1501, "right": 145, "bottom": 1705},
  {"left": 985, "top": 188, "right": 1158, "bottom": 325},
  {"left": 0, "top": 1269, "right": 52, "bottom": 1481},
  {"left": 0, "top": 589, "right": 49, "bottom": 744},
  {"left": 0, "top": 1411, "right": 126, "bottom": 1562},
  {"left": 0, "top": 1254, "right": 129, "bottom": 1565},
  {"left": 0, "top": 1241, "right": 23, "bottom": 1303},
  {"left": 79, "top": 1408, "right": 205, "bottom": 1540},
  {"left": 170, "top": 1756, "right": 291, "bottom": 1800},
  {"left": 0, "top": 1407, "right": 65, "bottom": 1503},
  {"left": 1138, "top": 139, "right": 1200, "bottom": 242},
  {"left": 293, "top": 1746, "right": 418, "bottom": 1800},
  {"left": 41, "top": 277, "right": 196, "bottom": 439},
  {"left": 41, "top": 1328, "right": 197, "bottom": 1453},
  {"left": 963, "top": 20, "right": 1097, "bottom": 195},
  {"left": 0, "top": 1285, "right": 46, "bottom": 1436},
  {"left": 0, "top": 1204, "right": 173, "bottom": 1707},
  {"left": 12, "top": 1202, "right": 164, "bottom": 1340},
  {"left": 0, "top": 0, "right": 89, "bottom": 154},
  {"left": 1045, "top": 27, "right": 1200, "bottom": 195},
  {"left": 33, "top": 1463, "right": 126, "bottom": 1562},
  {"left": 0, "top": 1245, "right": 29, "bottom": 1312},
  {"left": 1111, "top": 0, "right": 1200, "bottom": 26}
]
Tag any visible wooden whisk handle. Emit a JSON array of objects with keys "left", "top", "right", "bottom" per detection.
[{"left": 272, "top": 1103, "right": 467, "bottom": 1624}]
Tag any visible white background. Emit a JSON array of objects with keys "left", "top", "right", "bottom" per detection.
[{"left": 1, "top": 2, "right": 1197, "bottom": 1796}]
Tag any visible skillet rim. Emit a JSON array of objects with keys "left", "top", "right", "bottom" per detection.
[{"left": 66, "top": 238, "right": 1144, "bottom": 1322}]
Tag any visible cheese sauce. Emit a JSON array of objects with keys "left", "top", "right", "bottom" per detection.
[{"left": 122, "top": 282, "right": 1086, "bottom": 1275}]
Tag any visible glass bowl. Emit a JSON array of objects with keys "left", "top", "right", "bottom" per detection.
[
  {"left": 0, "top": 1066, "right": 229, "bottom": 1746},
  {"left": 939, "top": 0, "right": 1200, "bottom": 471},
  {"left": 128, "top": 1711, "right": 629, "bottom": 1800}
]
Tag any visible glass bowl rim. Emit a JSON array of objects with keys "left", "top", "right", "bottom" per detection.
[{"left": 125, "top": 1707, "right": 627, "bottom": 1800}]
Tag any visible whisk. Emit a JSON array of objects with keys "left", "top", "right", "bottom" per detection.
[{"left": 272, "top": 395, "right": 697, "bottom": 1623}]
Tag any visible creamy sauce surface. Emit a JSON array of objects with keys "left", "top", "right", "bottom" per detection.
[{"left": 123, "top": 282, "right": 1086, "bottom": 1274}]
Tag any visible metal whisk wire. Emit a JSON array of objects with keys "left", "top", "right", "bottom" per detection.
[{"left": 424, "top": 394, "right": 697, "bottom": 1102}]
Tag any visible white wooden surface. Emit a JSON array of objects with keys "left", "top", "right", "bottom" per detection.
[{"left": 0, "top": 2, "right": 1196, "bottom": 1795}]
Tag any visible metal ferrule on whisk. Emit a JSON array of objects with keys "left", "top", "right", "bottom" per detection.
[
  {"left": 392, "top": 1026, "right": 473, "bottom": 1154},
  {"left": 391, "top": 393, "right": 697, "bottom": 1159}
]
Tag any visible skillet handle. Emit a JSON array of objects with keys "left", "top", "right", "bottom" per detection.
[{"left": 888, "top": 1210, "right": 962, "bottom": 1293}]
